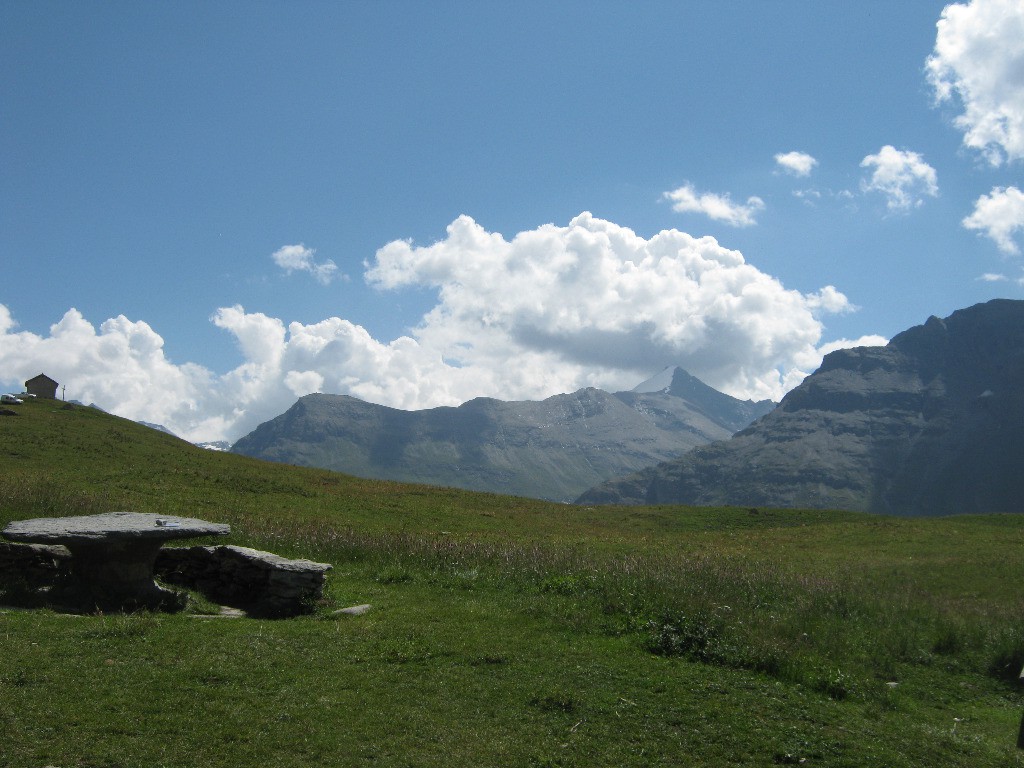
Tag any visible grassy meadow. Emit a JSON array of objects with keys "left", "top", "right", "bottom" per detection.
[{"left": 2, "top": 398, "right": 1024, "bottom": 766}]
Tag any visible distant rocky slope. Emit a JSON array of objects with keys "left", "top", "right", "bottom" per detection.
[
  {"left": 231, "top": 368, "right": 774, "bottom": 502},
  {"left": 579, "top": 299, "right": 1024, "bottom": 516}
]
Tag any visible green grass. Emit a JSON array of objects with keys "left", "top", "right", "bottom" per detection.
[{"left": 2, "top": 398, "right": 1024, "bottom": 766}]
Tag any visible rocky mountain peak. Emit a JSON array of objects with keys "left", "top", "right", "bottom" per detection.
[{"left": 579, "top": 299, "right": 1024, "bottom": 516}]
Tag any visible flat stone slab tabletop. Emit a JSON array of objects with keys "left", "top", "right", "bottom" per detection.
[
  {"left": 2, "top": 512, "right": 230, "bottom": 612},
  {"left": 2, "top": 511, "right": 230, "bottom": 543}
]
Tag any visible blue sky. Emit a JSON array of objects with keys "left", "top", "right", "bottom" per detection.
[{"left": 2, "top": 1, "right": 1023, "bottom": 441}]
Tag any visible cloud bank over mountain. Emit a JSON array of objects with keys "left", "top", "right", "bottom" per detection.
[{"left": 0, "top": 214, "right": 876, "bottom": 442}]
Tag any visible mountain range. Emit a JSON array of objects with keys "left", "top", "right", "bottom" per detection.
[
  {"left": 579, "top": 299, "right": 1024, "bottom": 516},
  {"left": 231, "top": 367, "right": 774, "bottom": 502}
]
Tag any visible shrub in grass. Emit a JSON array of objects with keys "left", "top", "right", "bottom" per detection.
[
  {"left": 810, "top": 666, "right": 856, "bottom": 700},
  {"left": 539, "top": 573, "right": 593, "bottom": 596},
  {"left": 931, "top": 617, "right": 973, "bottom": 656},
  {"left": 864, "top": 610, "right": 924, "bottom": 677},
  {"left": 643, "top": 609, "right": 789, "bottom": 679},
  {"left": 375, "top": 566, "right": 414, "bottom": 584},
  {"left": 528, "top": 690, "right": 579, "bottom": 713},
  {"left": 645, "top": 610, "right": 723, "bottom": 660},
  {"left": 984, "top": 626, "right": 1024, "bottom": 682}
]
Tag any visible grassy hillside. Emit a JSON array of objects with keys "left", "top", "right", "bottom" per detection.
[{"left": 2, "top": 399, "right": 1024, "bottom": 766}]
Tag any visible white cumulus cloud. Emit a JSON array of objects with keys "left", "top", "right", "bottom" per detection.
[
  {"left": 926, "top": 0, "right": 1024, "bottom": 165},
  {"left": 860, "top": 145, "right": 939, "bottom": 212},
  {"left": 0, "top": 213, "right": 861, "bottom": 443},
  {"left": 804, "top": 286, "right": 857, "bottom": 315},
  {"left": 0, "top": 308, "right": 227, "bottom": 439},
  {"left": 962, "top": 185, "right": 1024, "bottom": 254},
  {"left": 774, "top": 151, "right": 819, "bottom": 177},
  {"left": 662, "top": 183, "right": 765, "bottom": 227},
  {"left": 367, "top": 212, "right": 851, "bottom": 400},
  {"left": 271, "top": 243, "right": 340, "bottom": 285},
  {"left": 0, "top": 304, "right": 456, "bottom": 444}
]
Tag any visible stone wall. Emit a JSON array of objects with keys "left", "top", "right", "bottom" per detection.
[
  {"left": 0, "top": 540, "right": 331, "bottom": 617},
  {"left": 0, "top": 541, "right": 70, "bottom": 589},
  {"left": 155, "top": 545, "right": 332, "bottom": 617}
]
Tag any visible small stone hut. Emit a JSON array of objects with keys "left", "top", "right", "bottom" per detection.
[{"left": 25, "top": 373, "right": 59, "bottom": 399}]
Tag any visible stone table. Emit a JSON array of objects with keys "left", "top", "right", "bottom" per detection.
[{"left": 1, "top": 512, "right": 230, "bottom": 611}]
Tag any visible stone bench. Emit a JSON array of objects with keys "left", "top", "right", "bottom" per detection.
[{"left": 155, "top": 545, "right": 332, "bottom": 618}]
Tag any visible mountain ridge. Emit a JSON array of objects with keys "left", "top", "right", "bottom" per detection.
[{"left": 231, "top": 368, "right": 774, "bottom": 502}]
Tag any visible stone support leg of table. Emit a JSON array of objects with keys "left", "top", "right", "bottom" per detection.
[{"left": 61, "top": 540, "right": 186, "bottom": 611}]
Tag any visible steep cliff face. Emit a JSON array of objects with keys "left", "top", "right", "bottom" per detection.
[
  {"left": 579, "top": 300, "right": 1024, "bottom": 516},
  {"left": 231, "top": 370, "right": 773, "bottom": 502}
]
